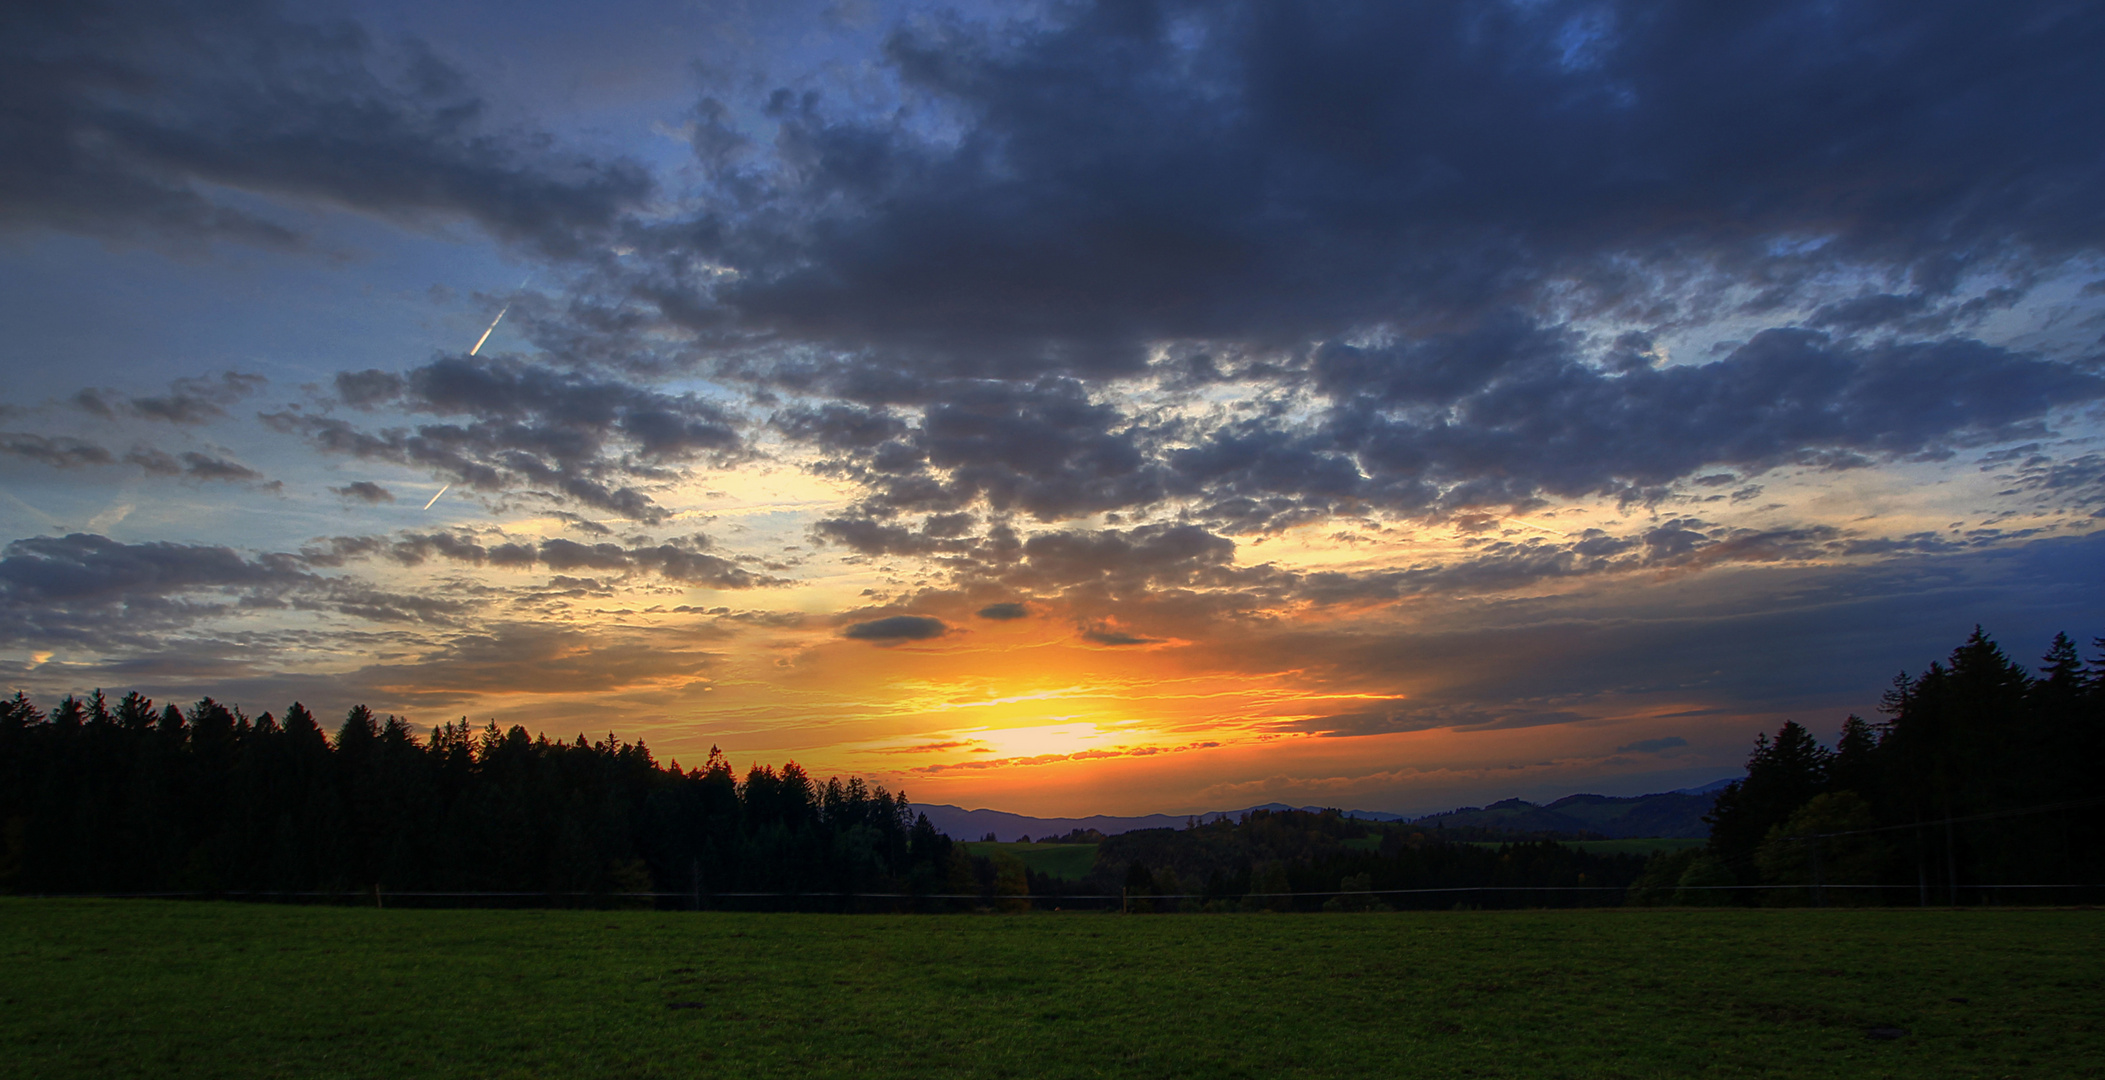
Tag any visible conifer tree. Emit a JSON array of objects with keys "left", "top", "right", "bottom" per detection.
[
  {"left": 1704, "top": 720, "right": 1831, "bottom": 884},
  {"left": 8, "top": 624, "right": 2091, "bottom": 908},
  {"left": 1828, "top": 715, "right": 1880, "bottom": 798},
  {"left": 114, "top": 691, "right": 154, "bottom": 731}
]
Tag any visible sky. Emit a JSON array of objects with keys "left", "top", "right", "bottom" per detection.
[{"left": 3, "top": 0, "right": 2103, "bottom": 817}]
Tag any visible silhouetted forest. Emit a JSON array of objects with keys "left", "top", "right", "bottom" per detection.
[
  {"left": 1065, "top": 809, "right": 1647, "bottom": 911},
  {"left": 1630, "top": 628, "right": 2105, "bottom": 905},
  {"left": 4, "top": 626, "right": 2098, "bottom": 909},
  {"left": 0, "top": 698, "right": 965, "bottom": 906},
  {"left": 0, "top": 698, "right": 1646, "bottom": 909}
]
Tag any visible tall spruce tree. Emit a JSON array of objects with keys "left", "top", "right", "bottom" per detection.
[
  {"left": 1704, "top": 720, "right": 1832, "bottom": 884},
  {"left": 1828, "top": 715, "right": 1880, "bottom": 799}
]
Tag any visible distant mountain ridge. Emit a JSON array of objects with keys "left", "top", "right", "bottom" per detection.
[
  {"left": 915, "top": 779, "right": 1735, "bottom": 842},
  {"left": 913, "top": 804, "right": 1268, "bottom": 843},
  {"left": 1410, "top": 781, "right": 1731, "bottom": 839}
]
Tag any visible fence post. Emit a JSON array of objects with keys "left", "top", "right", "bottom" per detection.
[
  {"left": 1807, "top": 837, "right": 1825, "bottom": 908},
  {"left": 1944, "top": 815, "right": 1959, "bottom": 906}
]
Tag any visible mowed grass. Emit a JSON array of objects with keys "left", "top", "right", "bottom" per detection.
[
  {"left": 1459, "top": 838, "right": 1708, "bottom": 857},
  {"left": 1562, "top": 838, "right": 1706, "bottom": 857},
  {"left": 3, "top": 900, "right": 2099, "bottom": 1079},
  {"left": 960, "top": 841, "right": 1099, "bottom": 880}
]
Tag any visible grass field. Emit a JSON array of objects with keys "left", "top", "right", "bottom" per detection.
[
  {"left": 3, "top": 899, "right": 2099, "bottom": 1079},
  {"left": 1459, "top": 838, "right": 1709, "bottom": 857},
  {"left": 960, "top": 841, "right": 1099, "bottom": 880},
  {"left": 1561, "top": 837, "right": 1706, "bottom": 856}
]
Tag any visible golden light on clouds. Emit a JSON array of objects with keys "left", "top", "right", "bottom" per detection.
[{"left": 5, "top": 0, "right": 2101, "bottom": 824}]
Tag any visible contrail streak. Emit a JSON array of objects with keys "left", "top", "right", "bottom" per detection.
[
  {"left": 467, "top": 274, "right": 533, "bottom": 356},
  {"left": 422, "top": 483, "right": 451, "bottom": 510},
  {"left": 469, "top": 305, "right": 509, "bottom": 356}
]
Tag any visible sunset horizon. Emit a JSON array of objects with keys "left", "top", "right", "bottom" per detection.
[{"left": 4, "top": 0, "right": 2102, "bottom": 821}]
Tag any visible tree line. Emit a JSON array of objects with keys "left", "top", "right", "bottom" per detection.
[
  {"left": 5, "top": 625, "right": 2097, "bottom": 910},
  {"left": 0, "top": 693, "right": 1652, "bottom": 911},
  {"left": 1065, "top": 808, "right": 1648, "bottom": 912},
  {"left": 0, "top": 694, "right": 968, "bottom": 906},
  {"left": 1630, "top": 628, "right": 2105, "bottom": 905}
]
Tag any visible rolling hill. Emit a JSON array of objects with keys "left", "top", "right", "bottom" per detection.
[{"left": 916, "top": 780, "right": 1733, "bottom": 842}]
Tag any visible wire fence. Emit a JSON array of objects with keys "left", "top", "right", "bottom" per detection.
[
  {"left": 18, "top": 881, "right": 2103, "bottom": 911},
  {"left": 1779, "top": 795, "right": 2105, "bottom": 841},
  {"left": 1766, "top": 794, "right": 2105, "bottom": 907},
  {"left": 18, "top": 797, "right": 2101, "bottom": 911}
]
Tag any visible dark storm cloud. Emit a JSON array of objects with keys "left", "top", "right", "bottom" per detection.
[
  {"left": 306, "top": 528, "right": 787, "bottom": 589},
  {"left": 1005, "top": 524, "right": 1238, "bottom": 595},
  {"left": 842, "top": 615, "right": 949, "bottom": 643},
  {"left": 770, "top": 403, "right": 909, "bottom": 451},
  {"left": 332, "top": 481, "right": 395, "bottom": 503},
  {"left": 264, "top": 355, "right": 746, "bottom": 521},
  {"left": 0, "top": 532, "right": 509, "bottom": 665},
  {"left": 0, "top": 428, "right": 279, "bottom": 492},
  {"left": 0, "top": 0, "right": 651, "bottom": 255},
  {"left": 345, "top": 356, "right": 744, "bottom": 461},
  {"left": 73, "top": 373, "right": 268, "bottom": 425},
  {"left": 800, "top": 377, "right": 1166, "bottom": 523},
  {"left": 595, "top": 0, "right": 2105, "bottom": 546},
  {"left": 548, "top": 537, "right": 786, "bottom": 589},
  {"left": 0, "top": 533, "right": 298, "bottom": 649},
  {"left": 1288, "top": 521, "right": 1851, "bottom": 607},
  {"left": 0, "top": 533, "right": 299, "bottom": 605},
  {"left": 1165, "top": 420, "right": 1372, "bottom": 522},
  {"left": 24, "top": 0, "right": 2081, "bottom": 548},
  {"left": 1985, "top": 451, "right": 2105, "bottom": 515},
  {"left": 547, "top": 512, "right": 615, "bottom": 536},
  {"left": 10, "top": 0, "right": 2101, "bottom": 737},
  {"left": 777, "top": 316, "right": 2098, "bottom": 539},
  {"left": 0, "top": 433, "right": 114, "bottom": 469},
  {"left": 121, "top": 447, "right": 272, "bottom": 485},
  {"left": 176, "top": 452, "right": 267, "bottom": 484},
  {"left": 330, "top": 624, "right": 718, "bottom": 702},
  {"left": 811, "top": 515, "right": 979, "bottom": 558},
  {"left": 370, "top": 531, "right": 496, "bottom": 567},
  {"left": 1319, "top": 327, "right": 2103, "bottom": 515},
  {"left": 844, "top": 511, "right": 1942, "bottom": 635},
  {"left": 1805, "top": 294, "right": 1935, "bottom": 336},
  {"left": 972, "top": 317, "right": 2105, "bottom": 528},
  {"left": 822, "top": 517, "right": 1260, "bottom": 595},
  {"left": 642, "top": 0, "right": 2105, "bottom": 364},
  {"left": 297, "top": 582, "right": 473, "bottom": 625},
  {"left": 1077, "top": 622, "right": 1162, "bottom": 647},
  {"left": 0, "top": 534, "right": 473, "bottom": 648}
]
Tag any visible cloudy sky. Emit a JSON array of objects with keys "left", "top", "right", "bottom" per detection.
[{"left": 3, "top": 0, "right": 2102, "bottom": 816}]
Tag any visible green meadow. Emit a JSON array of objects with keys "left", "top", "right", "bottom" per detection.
[
  {"left": 3, "top": 899, "right": 2099, "bottom": 1079},
  {"left": 960, "top": 841, "right": 1099, "bottom": 880},
  {"left": 1559, "top": 837, "right": 1707, "bottom": 857},
  {"left": 1462, "top": 837, "right": 1709, "bottom": 857},
  {"left": 1330, "top": 833, "right": 1705, "bottom": 858}
]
